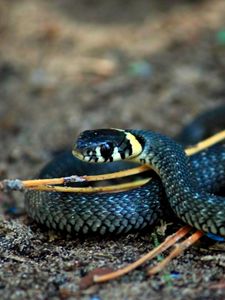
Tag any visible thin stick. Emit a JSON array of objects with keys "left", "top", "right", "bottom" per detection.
[
  {"left": 22, "top": 165, "right": 151, "bottom": 188},
  {"left": 93, "top": 226, "right": 192, "bottom": 283},
  {"left": 148, "top": 230, "right": 204, "bottom": 275},
  {"left": 22, "top": 176, "right": 85, "bottom": 188},
  {"left": 29, "top": 178, "right": 150, "bottom": 193},
  {"left": 185, "top": 130, "right": 225, "bottom": 155}
]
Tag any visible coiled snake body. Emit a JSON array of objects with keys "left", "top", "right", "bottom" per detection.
[{"left": 25, "top": 108, "right": 225, "bottom": 236}]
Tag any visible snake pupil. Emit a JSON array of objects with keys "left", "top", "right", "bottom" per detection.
[{"left": 100, "top": 143, "right": 113, "bottom": 160}]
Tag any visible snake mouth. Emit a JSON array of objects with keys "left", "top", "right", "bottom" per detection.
[
  {"left": 72, "top": 147, "right": 96, "bottom": 162},
  {"left": 72, "top": 149, "right": 85, "bottom": 161}
]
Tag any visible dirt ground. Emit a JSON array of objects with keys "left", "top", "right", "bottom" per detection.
[{"left": 0, "top": 0, "right": 225, "bottom": 299}]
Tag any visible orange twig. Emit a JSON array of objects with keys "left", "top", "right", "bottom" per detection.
[
  {"left": 93, "top": 226, "right": 192, "bottom": 283},
  {"left": 148, "top": 230, "right": 204, "bottom": 275},
  {"left": 29, "top": 178, "right": 150, "bottom": 193},
  {"left": 22, "top": 165, "right": 151, "bottom": 188},
  {"left": 186, "top": 130, "right": 225, "bottom": 155}
]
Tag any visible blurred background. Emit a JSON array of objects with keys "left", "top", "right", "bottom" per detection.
[
  {"left": 0, "top": 1, "right": 225, "bottom": 299},
  {"left": 0, "top": 0, "right": 224, "bottom": 180}
]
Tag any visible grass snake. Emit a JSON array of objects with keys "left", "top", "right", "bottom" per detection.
[{"left": 25, "top": 106, "right": 225, "bottom": 235}]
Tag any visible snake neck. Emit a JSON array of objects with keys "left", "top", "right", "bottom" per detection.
[
  {"left": 128, "top": 129, "right": 196, "bottom": 190},
  {"left": 127, "top": 129, "right": 225, "bottom": 236}
]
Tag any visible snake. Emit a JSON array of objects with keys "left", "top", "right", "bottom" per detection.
[{"left": 25, "top": 106, "right": 225, "bottom": 235}]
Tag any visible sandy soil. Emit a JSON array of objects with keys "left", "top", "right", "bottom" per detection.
[{"left": 0, "top": 0, "right": 225, "bottom": 299}]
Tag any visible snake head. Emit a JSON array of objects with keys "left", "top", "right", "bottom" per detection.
[{"left": 73, "top": 128, "right": 137, "bottom": 162}]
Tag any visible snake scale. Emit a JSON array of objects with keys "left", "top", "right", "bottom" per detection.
[{"left": 25, "top": 105, "right": 225, "bottom": 235}]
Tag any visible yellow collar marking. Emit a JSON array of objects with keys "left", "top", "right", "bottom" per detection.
[
  {"left": 111, "top": 128, "right": 143, "bottom": 159},
  {"left": 124, "top": 131, "right": 143, "bottom": 158}
]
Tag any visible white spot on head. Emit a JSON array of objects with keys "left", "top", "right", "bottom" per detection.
[
  {"left": 112, "top": 147, "right": 122, "bottom": 161},
  {"left": 95, "top": 146, "right": 101, "bottom": 158}
]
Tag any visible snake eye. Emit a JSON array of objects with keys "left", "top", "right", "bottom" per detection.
[{"left": 100, "top": 142, "right": 113, "bottom": 160}]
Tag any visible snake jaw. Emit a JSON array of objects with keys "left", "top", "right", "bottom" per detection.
[
  {"left": 73, "top": 146, "right": 120, "bottom": 163},
  {"left": 72, "top": 149, "right": 85, "bottom": 161},
  {"left": 72, "top": 149, "right": 98, "bottom": 163}
]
